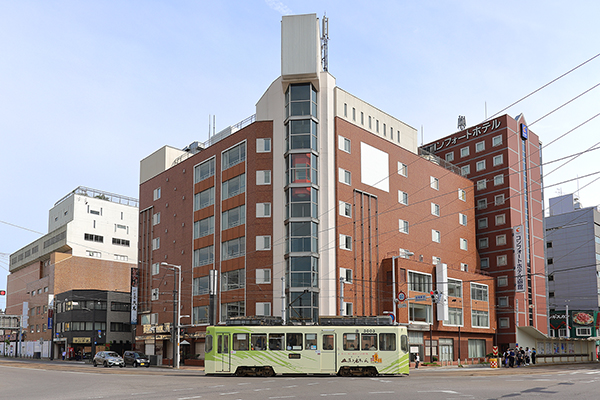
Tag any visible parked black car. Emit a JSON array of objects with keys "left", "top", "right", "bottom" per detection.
[{"left": 123, "top": 351, "right": 150, "bottom": 368}]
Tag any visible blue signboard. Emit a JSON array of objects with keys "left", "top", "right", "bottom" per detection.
[{"left": 521, "top": 124, "right": 528, "bottom": 140}]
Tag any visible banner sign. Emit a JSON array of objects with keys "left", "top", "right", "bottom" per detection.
[
  {"left": 513, "top": 225, "right": 525, "bottom": 292},
  {"left": 130, "top": 268, "right": 139, "bottom": 325}
]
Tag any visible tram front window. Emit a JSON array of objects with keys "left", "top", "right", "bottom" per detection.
[
  {"left": 343, "top": 333, "right": 359, "bottom": 350},
  {"left": 361, "top": 334, "right": 377, "bottom": 350}
]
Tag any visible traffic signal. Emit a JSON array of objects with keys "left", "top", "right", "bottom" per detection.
[
  {"left": 0, "top": 290, "right": 6, "bottom": 295},
  {"left": 430, "top": 290, "right": 440, "bottom": 303}
]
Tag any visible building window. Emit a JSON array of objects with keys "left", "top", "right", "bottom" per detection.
[
  {"left": 432, "top": 230, "right": 441, "bottom": 243},
  {"left": 256, "top": 302, "right": 272, "bottom": 316},
  {"left": 475, "top": 141, "right": 485, "bottom": 152},
  {"left": 459, "top": 213, "right": 467, "bottom": 226},
  {"left": 460, "top": 165, "right": 470, "bottom": 176},
  {"left": 477, "top": 179, "right": 487, "bottom": 190},
  {"left": 194, "top": 216, "right": 215, "bottom": 239},
  {"left": 398, "top": 191, "right": 408, "bottom": 205},
  {"left": 481, "top": 258, "right": 489, "bottom": 269},
  {"left": 472, "top": 310, "right": 489, "bottom": 328},
  {"left": 222, "top": 205, "right": 245, "bottom": 230},
  {"left": 221, "top": 301, "right": 245, "bottom": 322},
  {"left": 576, "top": 327, "right": 592, "bottom": 337},
  {"left": 194, "top": 187, "right": 215, "bottom": 211},
  {"left": 256, "top": 170, "right": 271, "bottom": 185},
  {"left": 86, "top": 250, "right": 101, "bottom": 258},
  {"left": 497, "top": 276, "right": 508, "bottom": 287},
  {"left": 445, "top": 152, "right": 454, "bottom": 162},
  {"left": 256, "top": 202, "right": 271, "bottom": 218},
  {"left": 458, "top": 189, "right": 466, "bottom": 201},
  {"left": 194, "top": 158, "right": 215, "bottom": 182},
  {"left": 256, "top": 235, "right": 271, "bottom": 251},
  {"left": 477, "top": 198, "right": 487, "bottom": 210},
  {"left": 460, "top": 238, "right": 468, "bottom": 251},
  {"left": 495, "top": 214, "right": 506, "bottom": 225},
  {"left": 399, "top": 220, "right": 409, "bottom": 234},
  {"left": 339, "top": 168, "right": 351, "bottom": 185},
  {"left": 432, "top": 256, "right": 441, "bottom": 265},
  {"left": 256, "top": 138, "right": 271, "bottom": 153},
  {"left": 495, "top": 194, "right": 505, "bottom": 205},
  {"left": 112, "top": 238, "right": 130, "bottom": 247},
  {"left": 221, "top": 269, "right": 245, "bottom": 291},
  {"left": 476, "top": 160, "right": 486, "bottom": 171},
  {"left": 493, "top": 154, "right": 503, "bottom": 166},
  {"left": 408, "top": 271, "right": 432, "bottom": 293},
  {"left": 340, "top": 267, "right": 353, "bottom": 283},
  {"left": 352, "top": 107, "right": 356, "bottom": 121},
  {"left": 222, "top": 237, "right": 245, "bottom": 260},
  {"left": 383, "top": 123, "right": 386, "bottom": 136},
  {"left": 222, "top": 174, "right": 246, "bottom": 200},
  {"left": 339, "top": 201, "right": 352, "bottom": 218},
  {"left": 151, "top": 288, "right": 159, "bottom": 301},
  {"left": 492, "top": 135, "right": 502, "bottom": 146},
  {"left": 152, "top": 212, "right": 160, "bottom": 226},
  {"left": 288, "top": 221, "right": 318, "bottom": 252},
  {"left": 193, "top": 306, "right": 208, "bottom": 324},
  {"left": 338, "top": 136, "right": 351, "bottom": 153},
  {"left": 368, "top": 116, "right": 372, "bottom": 129},
  {"left": 496, "top": 234, "right": 507, "bottom": 246},
  {"left": 151, "top": 262, "right": 160, "bottom": 276},
  {"left": 361, "top": 112, "right": 364, "bottom": 125},
  {"left": 497, "top": 255, "right": 507, "bottom": 266},
  {"left": 478, "top": 218, "right": 488, "bottom": 229},
  {"left": 256, "top": 269, "right": 271, "bottom": 284},
  {"left": 153, "top": 187, "right": 161, "bottom": 201},
  {"left": 339, "top": 234, "right": 352, "bottom": 251},
  {"left": 430, "top": 177, "right": 439, "bottom": 190},
  {"left": 222, "top": 142, "right": 246, "bottom": 170},
  {"left": 114, "top": 254, "right": 128, "bottom": 261},
  {"left": 478, "top": 237, "right": 489, "bottom": 249},
  {"left": 286, "top": 119, "right": 318, "bottom": 151},
  {"left": 498, "top": 297, "right": 509, "bottom": 307},
  {"left": 398, "top": 162, "right": 408, "bottom": 177},
  {"left": 431, "top": 203, "right": 440, "bottom": 216},
  {"left": 193, "top": 245, "right": 214, "bottom": 267},
  {"left": 84, "top": 234, "right": 103, "bottom": 243},
  {"left": 460, "top": 147, "right": 470, "bottom": 157},
  {"left": 448, "top": 279, "right": 462, "bottom": 298},
  {"left": 152, "top": 238, "right": 160, "bottom": 250},
  {"left": 409, "top": 303, "right": 432, "bottom": 324},
  {"left": 498, "top": 318, "right": 509, "bottom": 329},
  {"left": 444, "top": 308, "right": 463, "bottom": 326},
  {"left": 546, "top": 241, "right": 553, "bottom": 249},
  {"left": 471, "top": 283, "right": 489, "bottom": 302},
  {"left": 494, "top": 174, "right": 504, "bottom": 186}
]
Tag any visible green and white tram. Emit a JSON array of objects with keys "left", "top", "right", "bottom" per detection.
[{"left": 205, "top": 317, "right": 409, "bottom": 376}]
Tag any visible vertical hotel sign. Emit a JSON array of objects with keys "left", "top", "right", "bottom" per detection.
[
  {"left": 130, "top": 268, "right": 139, "bottom": 325},
  {"left": 513, "top": 225, "right": 525, "bottom": 292}
]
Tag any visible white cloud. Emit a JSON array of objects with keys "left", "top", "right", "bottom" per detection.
[{"left": 265, "top": 0, "right": 292, "bottom": 15}]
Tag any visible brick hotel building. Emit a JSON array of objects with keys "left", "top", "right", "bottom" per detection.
[
  {"left": 136, "top": 14, "right": 496, "bottom": 365},
  {"left": 423, "top": 114, "right": 547, "bottom": 349}
]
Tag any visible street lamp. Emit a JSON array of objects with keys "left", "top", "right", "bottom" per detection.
[{"left": 161, "top": 262, "right": 181, "bottom": 369}]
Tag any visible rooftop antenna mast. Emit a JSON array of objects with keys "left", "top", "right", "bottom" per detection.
[{"left": 321, "top": 14, "right": 329, "bottom": 71}]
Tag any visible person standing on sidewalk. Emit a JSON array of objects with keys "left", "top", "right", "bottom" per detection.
[
  {"left": 531, "top": 348, "right": 537, "bottom": 365},
  {"left": 415, "top": 354, "right": 420, "bottom": 369}
]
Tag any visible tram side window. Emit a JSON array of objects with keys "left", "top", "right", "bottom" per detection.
[
  {"left": 379, "top": 333, "right": 396, "bottom": 351},
  {"left": 305, "top": 333, "right": 317, "bottom": 350},
  {"left": 322, "top": 334, "right": 334, "bottom": 350},
  {"left": 286, "top": 333, "right": 303, "bottom": 351},
  {"left": 361, "top": 334, "right": 377, "bottom": 350},
  {"left": 269, "top": 333, "right": 284, "bottom": 350},
  {"left": 343, "top": 333, "right": 359, "bottom": 350},
  {"left": 233, "top": 333, "right": 249, "bottom": 351},
  {"left": 251, "top": 333, "right": 267, "bottom": 350},
  {"left": 205, "top": 335, "right": 213, "bottom": 353},
  {"left": 401, "top": 334, "right": 409, "bottom": 353}
]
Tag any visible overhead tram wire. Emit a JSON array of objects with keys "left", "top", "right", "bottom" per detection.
[
  {"left": 483, "top": 52, "right": 600, "bottom": 123},
  {"left": 528, "top": 82, "right": 600, "bottom": 126}
]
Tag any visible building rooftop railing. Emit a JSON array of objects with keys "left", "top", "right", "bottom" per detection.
[
  {"left": 203, "top": 114, "right": 256, "bottom": 148},
  {"left": 418, "top": 147, "right": 462, "bottom": 176},
  {"left": 55, "top": 186, "right": 139, "bottom": 208}
]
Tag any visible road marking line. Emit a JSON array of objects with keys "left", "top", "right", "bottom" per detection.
[
  {"left": 307, "top": 382, "right": 319, "bottom": 385},
  {"left": 418, "top": 390, "right": 459, "bottom": 394},
  {"left": 283, "top": 385, "right": 297, "bottom": 388},
  {"left": 173, "top": 388, "right": 196, "bottom": 391},
  {"left": 178, "top": 396, "right": 202, "bottom": 400},
  {"left": 220, "top": 392, "right": 239, "bottom": 396},
  {"left": 254, "top": 388, "right": 271, "bottom": 392},
  {"left": 320, "top": 394, "right": 346, "bottom": 396},
  {"left": 269, "top": 396, "right": 296, "bottom": 399},
  {"left": 368, "top": 391, "right": 395, "bottom": 394},
  {"left": 237, "top": 382, "right": 250, "bottom": 385}
]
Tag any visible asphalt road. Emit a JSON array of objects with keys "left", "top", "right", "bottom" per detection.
[{"left": 1, "top": 359, "right": 599, "bottom": 400}]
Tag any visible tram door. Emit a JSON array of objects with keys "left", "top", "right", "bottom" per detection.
[
  {"left": 320, "top": 333, "right": 336, "bottom": 373},
  {"left": 217, "top": 333, "right": 230, "bottom": 372}
]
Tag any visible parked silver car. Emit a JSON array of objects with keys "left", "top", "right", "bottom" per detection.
[{"left": 93, "top": 351, "right": 125, "bottom": 368}]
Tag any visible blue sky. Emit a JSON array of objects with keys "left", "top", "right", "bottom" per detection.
[{"left": 2, "top": 0, "right": 600, "bottom": 310}]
